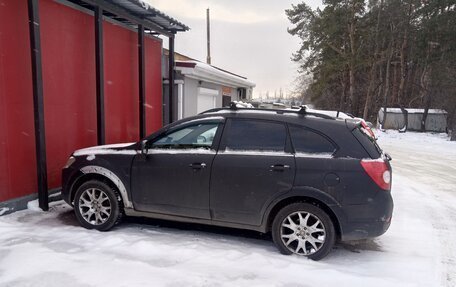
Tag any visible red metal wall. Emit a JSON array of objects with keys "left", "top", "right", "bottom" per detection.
[
  {"left": 0, "top": 0, "right": 37, "bottom": 202},
  {"left": 0, "top": 0, "right": 163, "bottom": 202},
  {"left": 40, "top": 0, "right": 98, "bottom": 189},
  {"left": 145, "top": 37, "right": 163, "bottom": 134},
  {"left": 103, "top": 21, "right": 140, "bottom": 144},
  {"left": 103, "top": 21, "right": 163, "bottom": 143}
]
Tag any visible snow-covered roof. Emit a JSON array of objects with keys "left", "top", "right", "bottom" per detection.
[
  {"left": 232, "top": 101, "right": 254, "bottom": 108},
  {"left": 286, "top": 108, "right": 353, "bottom": 119},
  {"left": 379, "top": 108, "right": 447, "bottom": 114},
  {"left": 132, "top": 0, "right": 189, "bottom": 31},
  {"left": 175, "top": 60, "right": 255, "bottom": 89},
  {"left": 307, "top": 109, "right": 352, "bottom": 119}
]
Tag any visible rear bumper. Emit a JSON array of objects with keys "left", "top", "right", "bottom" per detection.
[
  {"left": 339, "top": 192, "right": 394, "bottom": 241},
  {"left": 340, "top": 217, "right": 392, "bottom": 241}
]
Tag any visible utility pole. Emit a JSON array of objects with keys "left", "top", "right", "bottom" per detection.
[{"left": 206, "top": 8, "right": 211, "bottom": 64}]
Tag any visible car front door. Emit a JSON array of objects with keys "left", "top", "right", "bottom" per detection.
[
  {"left": 131, "top": 119, "right": 223, "bottom": 219},
  {"left": 210, "top": 118, "right": 295, "bottom": 226}
]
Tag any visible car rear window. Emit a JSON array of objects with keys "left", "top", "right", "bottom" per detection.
[
  {"left": 225, "top": 119, "right": 286, "bottom": 152},
  {"left": 352, "top": 127, "right": 382, "bottom": 158},
  {"left": 289, "top": 125, "right": 336, "bottom": 155}
]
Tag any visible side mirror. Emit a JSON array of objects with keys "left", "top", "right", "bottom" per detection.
[{"left": 140, "top": 140, "right": 148, "bottom": 155}]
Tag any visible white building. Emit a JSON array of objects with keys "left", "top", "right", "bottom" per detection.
[{"left": 163, "top": 51, "right": 255, "bottom": 122}]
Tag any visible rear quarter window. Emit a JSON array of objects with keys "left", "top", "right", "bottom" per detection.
[
  {"left": 289, "top": 125, "right": 336, "bottom": 156},
  {"left": 352, "top": 128, "right": 382, "bottom": 159}
]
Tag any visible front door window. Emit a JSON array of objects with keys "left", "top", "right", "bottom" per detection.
[{"left": 150, "top": 123, "right": 219, "bottom": 150}]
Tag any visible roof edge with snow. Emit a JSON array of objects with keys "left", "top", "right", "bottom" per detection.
[{"left": 175, "top": 61, "right": 256, "bottom": 89}]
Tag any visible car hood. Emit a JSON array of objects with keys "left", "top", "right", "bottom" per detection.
[{"left": 73, "top": 142, "right": 137, "bottom": 156}]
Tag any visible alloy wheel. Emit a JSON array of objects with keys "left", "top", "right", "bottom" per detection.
[
  {"left": 280, "top": 211, "right": 326, "bottom": 255},
  {"left": 78, "top": 188, "right": 112, "bottom": 225}
]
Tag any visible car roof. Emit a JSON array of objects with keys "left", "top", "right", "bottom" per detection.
[
  {"left": 196, "top": 107, "right": 352, "bottom": 132},
  {"left": 148, "top": 106, "right": 360, "bottom": 157},
  {"left": 202, "top": 105, "right": 334, "bottom": 120}
]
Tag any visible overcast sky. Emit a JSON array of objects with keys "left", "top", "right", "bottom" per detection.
[{"left": 145, "top": 0, "right": 322, "bottom": 98}]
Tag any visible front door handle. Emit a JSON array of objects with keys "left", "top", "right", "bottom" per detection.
[
  {"left": 270, "top": 164, "right": 290, "bottom": 172},
  {"left": 189, "top": 163, "right": 207, "bottom": 169}
]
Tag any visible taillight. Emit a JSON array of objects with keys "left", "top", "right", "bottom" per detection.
[
  {"left": 361, "top": 121, "right": 376, "bottom": 139},
  {"left": 360, "top": 159, "right": 391, "bottom": 190}
]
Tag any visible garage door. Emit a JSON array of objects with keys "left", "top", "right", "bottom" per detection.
[{"left": 197, "top": 87, "right": 218, "bottom": 113}]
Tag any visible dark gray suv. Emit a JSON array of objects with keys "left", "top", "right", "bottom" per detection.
[{"left": 61, "top": 106, "right": 393, "bottom": 260}]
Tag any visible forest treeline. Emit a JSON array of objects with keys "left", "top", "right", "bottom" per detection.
[{"left": 286, "top": 0, "right": 455, "bottom": 137}]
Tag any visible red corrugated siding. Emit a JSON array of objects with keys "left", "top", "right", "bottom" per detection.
[
  {"left": 104, "top": 21, "right": 140, "bottom": 144},
  {"left": 0, "top": 0, "right": 37, "bottom": 202},
  {"left": 145, "top": 37, "right": 163, "bottom": 134},
  {"left": 0, "top": 0, "right": 163, "bottom": 202},
  {"left": 40, "top": 0, "right": 97, "bottom": 189},
  {"left": 103, "top": 21, "right": 163, "bottom": 143}
]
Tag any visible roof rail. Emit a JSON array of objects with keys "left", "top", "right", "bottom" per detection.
[{"left": 200, "top": 102, "right": 334, "bottom": 120}]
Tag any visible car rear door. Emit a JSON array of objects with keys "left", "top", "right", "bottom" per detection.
[
  {"left": 210, "top": 118, "right": 295, "bottom": 226},
  {"left": 288, "top": 124, "right": 342, "bottom": 203}
]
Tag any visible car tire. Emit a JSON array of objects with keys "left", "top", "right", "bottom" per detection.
[
  {"left": 73, "top": 180, "right": 122, "bottom": 231},
  {"left": 272, "top": 202, "right": 335, "bottom": 261}
]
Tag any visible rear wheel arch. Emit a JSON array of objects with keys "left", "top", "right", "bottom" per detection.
[{"left": 265, "top": 195, "right": 342, "bottom": 240}]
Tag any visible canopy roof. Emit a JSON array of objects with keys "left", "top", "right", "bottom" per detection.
[{"left": 67, "top": 0, "right": 189, "bottom": 36}]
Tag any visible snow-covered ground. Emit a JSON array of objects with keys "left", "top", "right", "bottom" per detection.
[{"left": 0, "top": 131, "right": 455, "bottom": 287}]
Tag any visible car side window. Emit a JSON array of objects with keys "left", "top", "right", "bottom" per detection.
[
  {"left": 151, "top": 123, "right": 219, "bottom": 149},
  {"left": 289, "top": 125, "right": 336, "bottom": 155},
  {"left": 224, "top": 119, "right": 286, "bottom": 152}
]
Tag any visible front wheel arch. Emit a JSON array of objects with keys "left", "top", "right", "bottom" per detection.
[
  {"left": 70, "top": 173, "right": 122, "bottom": 206},
  {"left": 73, "top": 179, "right": 123, "bottom": 231}
]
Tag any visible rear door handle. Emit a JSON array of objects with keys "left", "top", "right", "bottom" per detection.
[
  {"left": 189, "top": 163, "right": 207, "bottom": 169},
  {"left": 270, "top": 164, "right": 290, "bottom": 172}
]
